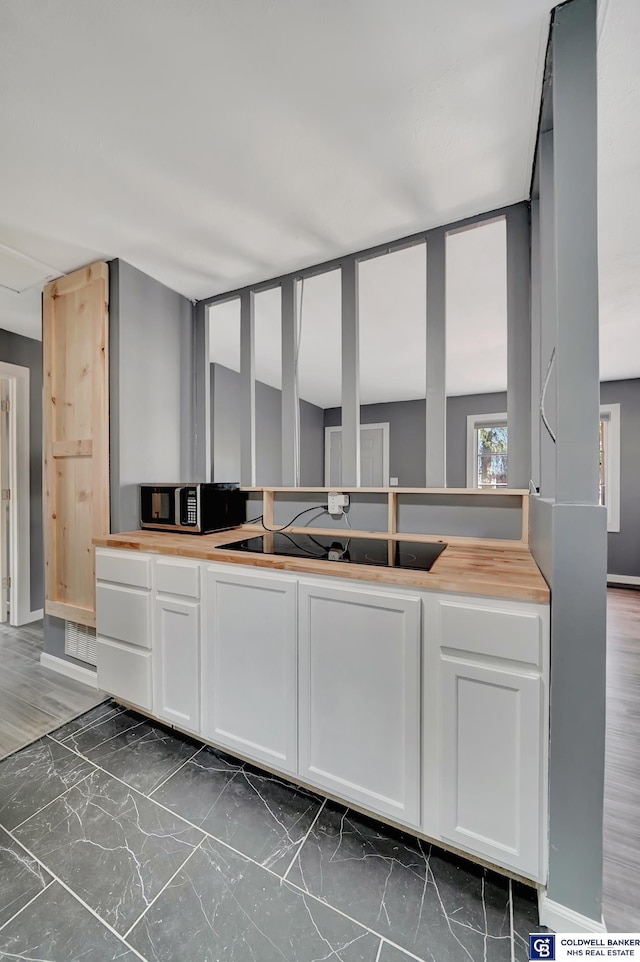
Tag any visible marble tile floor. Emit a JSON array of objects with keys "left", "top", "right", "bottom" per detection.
[{"left": 0, "top": 699, "right": 544, "bottom": 962}]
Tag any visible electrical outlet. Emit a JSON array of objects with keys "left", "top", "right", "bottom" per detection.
[
  {"left": 328, "top": 491, "right": 349, "bottom": 515},
  {"left": 390, "top": 477, "right": 399, "bottom": 486}
]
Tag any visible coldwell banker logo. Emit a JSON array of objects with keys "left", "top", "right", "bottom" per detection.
[{"left": 530, "top": 934, "right": 556, "bottom": 960}]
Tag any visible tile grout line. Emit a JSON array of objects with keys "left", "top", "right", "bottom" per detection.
[
  {"left": 48, "top": 717, "right": 148, "bottom": 757},
  {"left": 13, "top": 729, "right": 514, "bottom": 962},
  {"left": 148, "top": 745, "right": 204, "bottom": 798},
  {"left": 1, "top": 826, "right": 150, "bottom": 962},
  {"left": 377, "top": 939, "right": 426, "bottom": 962},
  {"left": 122, "top": 836, "right": 206, "bottom": 941},
  {"left": 45, "top": 702, "right": 123, "bottom": 743},
  {"left": 281, "top": 796, "right": 326, "bottom": 882},
  {"left": 28, "top": 738, "right": 445, "bottom": 961},
  {"left": 509, "top": 879, "right": 515, "bottom": 962},
  {"left": 0, "top": 879, "right": 56, "bottom": 935},
  {"left": 9, "top": 769, "right": 96, "bottom": 833}
]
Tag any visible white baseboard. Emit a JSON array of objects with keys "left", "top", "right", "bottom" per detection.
[
  {"left": 538, "top": 892, "right": 607, "bottom": 933},
  {"left": 607, "top": 573, "right": 640, "bottom": 587},
  {"left": 40, "top": 652, "right": 98, "bottom": 689}
]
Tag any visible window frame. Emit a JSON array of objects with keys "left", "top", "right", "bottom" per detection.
[
  {"left": 466, "top": 412, "right": 508, "bottom": 489},
  {"left": 600, "top": 403, "right": 620, "bottom": 533}
]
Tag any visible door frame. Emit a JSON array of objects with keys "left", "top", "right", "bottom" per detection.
[
  {"left": 324, "top": 422, "right": 390, "bottom": 486},
  {"left": 0, "top": 361, "right": 38, "bottom": 625}
]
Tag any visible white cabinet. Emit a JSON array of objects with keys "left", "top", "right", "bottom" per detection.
[
  {"left": 96, "top": 548, "right": 153, "bottom": 710},
  {"left": 424, "top": 595, "right": 548, "bottom": 880},
  {"left": 153, "top": 597, "right": 200, "bottom": 733},
  {"left": 202, "top": 566, "right": 298, "bottom": 774},
  {"left": 95, "top": 545, "right": 550, "bottom": 884},
  {"left": 298, "top": 579, "right": 421, "bottom": 827}
]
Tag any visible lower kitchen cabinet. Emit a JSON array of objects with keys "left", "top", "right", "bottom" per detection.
[
  {"left": 425, "top": 595, "right": 548, "bottom": 880},
  {"left": 153, "top": 597, "right": 200, "bottom": 733},
  {"left": 201, "top": 567, "right": 298, "bottom": 774},
  {"left": 94, "top": 546, "right": 550, "bottom": 884},
  {"left": 298, "top": 580, "right": 421, "bottom": 827},
  {"left": 96, "top": 637, "right": 152, "bottom": 711}
]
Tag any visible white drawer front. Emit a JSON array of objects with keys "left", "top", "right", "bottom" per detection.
[
  {"left": 155, "top": 558, "right": 200, "bottom": 599},
  {"left": 439, "top": 600, "right": 541, "bottom": 667},
  {"left": 95, "top": 549, "right": 152, "bottom": 589},
  {"left": 97, "top": 638, "right": 152, "bottom": 710},
  {"left": 96, "top": 583, "right": 151, "bottom": 649}
]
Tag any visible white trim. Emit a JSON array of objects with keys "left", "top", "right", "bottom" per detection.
[
  {"left": 538, "top": 891, "right": 607, "bottom": 933},
  {"left": 0, "top": 361, "right": 31, "bottom": 626},
  {"left": 324, "top": 422, "right": 390, "bottom": 487},
  {"left": 40, "top": 651, "right": 98, "bottom": 688},
  {"left": 466, "top": 411, "right": 508, "bottom": 488},
  {"left": 600, "top": 403, "right": 620, "bottom": 533},
  {"left": 607, "top": 573, "right": 640, "bottom": 587}
]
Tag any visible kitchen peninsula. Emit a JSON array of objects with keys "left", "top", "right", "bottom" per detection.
[{"left": 93, "top": 487, "right": 550, "bottom": 886}]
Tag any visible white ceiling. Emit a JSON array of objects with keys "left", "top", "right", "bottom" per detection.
[{"left": 1, "top": 0, "right": 638, "bottom": 399}]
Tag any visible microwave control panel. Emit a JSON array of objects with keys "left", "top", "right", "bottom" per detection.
[{"left": 181, "top": 488, "right": 198, "bottom": 526}]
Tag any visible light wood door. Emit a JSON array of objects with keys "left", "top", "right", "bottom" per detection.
[
  {"left": 438, "top": 655, "right": 542, "bottom": 878},
  {"left": 43, "top": 262, "right": 109, "bottom": 628},
  {"left": 202, "top": 566, "right": 298, "bottom": 774},
  {"left": 154, "top": 597, "right": 200, "bottom": 733},
  {"left": 298, "top": 580, "right": 421, "bottom": 826}
]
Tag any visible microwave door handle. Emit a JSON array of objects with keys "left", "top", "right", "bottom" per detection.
[{"left": 175, "top": 487, "right": 182, "bottom": 526}]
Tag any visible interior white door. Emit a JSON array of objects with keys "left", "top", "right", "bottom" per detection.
[
  {"left": 325, "top": 424, "right": 389, "bottom": 486},
  {"left": 360, "top": 427, "right": 385, "bottom": 486}
]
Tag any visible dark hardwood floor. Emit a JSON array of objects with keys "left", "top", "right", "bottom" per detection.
[
  {"left": 0, "top": 620, "right": 106, "bottom": 760},
  {"left": 604, "top": 587, "right": 640, "bottom": 931}
]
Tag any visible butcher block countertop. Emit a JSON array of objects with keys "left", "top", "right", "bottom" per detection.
[{"left": 93, "top": 528, "right": 550, "bottom": 604}]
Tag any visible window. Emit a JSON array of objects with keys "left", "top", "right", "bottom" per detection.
[
  {"left": 466, "top": 413, "right": 508, "bottom": 488},
  {"left": 599, "top": 403, "right": 620, "bottom": 532}
]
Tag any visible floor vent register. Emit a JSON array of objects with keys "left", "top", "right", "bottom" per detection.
[{"left": 64, "top": 620, "right": 97, "bottom": 666}]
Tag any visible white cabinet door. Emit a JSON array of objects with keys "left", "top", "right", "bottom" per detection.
[
  {"left": 298, "top": 580, "right": 421, "bottom": 827},
  {"left": 153, "top": 597, "right": 200, "bottom": 733},
  {"left": 438, "top": 656, "right": 542, "bottom": 878},
  {"left": 425, "top": 594, "right": 548, "bottom": 880},
  {"left": 202, "top": 567, "right": 298, "bottom": 774}
]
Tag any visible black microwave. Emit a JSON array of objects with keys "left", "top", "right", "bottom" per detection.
[{"left": 140, "top": 483, "right": 248, "bottom": 534}]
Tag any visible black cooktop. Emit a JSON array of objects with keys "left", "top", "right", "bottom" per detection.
[{"left": 217, "top": 533, "right": 447, "bottom": 571}]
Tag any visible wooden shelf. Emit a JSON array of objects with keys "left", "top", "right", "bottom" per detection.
[
  {"left": 243, "top": 486, "right": 529, "bottom": 496},
  {"left": 240, "top": 524, "right": 526, "bottom": 550},
  {"left": 242, "top": 486, "right": 530, "bottom": 546}
]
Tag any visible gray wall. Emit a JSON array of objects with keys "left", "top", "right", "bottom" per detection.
[
  {"left": 0, "top": 329, "right": 43, "bottom": 612},
  {"left": 109, "top": 259, "right": 194, "bottom": 533},
  {"left": 211, "top": 363, "right": 325, "bottom": 486},
  {"left": 601, "top": 378, "right": 640, "bottom": 577},
  {"left": 324, "top": 392, "right": 509, "bottom": 490},
  {"left": 324, "top": 399, "right": 427, "bottom": 487}
]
